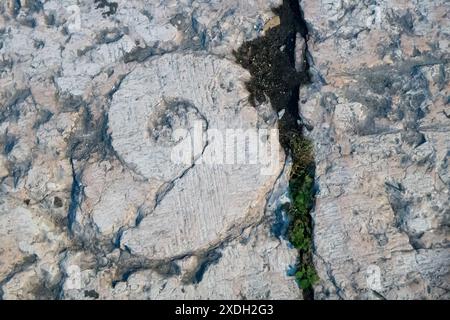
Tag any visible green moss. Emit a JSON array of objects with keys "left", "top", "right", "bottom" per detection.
[
  {"left": 234, "top": 0, "right": 318, "bottom": 299},
  {"left": 295, "top": 265, "right": 319, "bottom": 290},
  {"left": 286, "top": 136, "right": 318, "bottom": 293},
  {"left": 291, "top": 173, "right": 314, "bottom": 215}
]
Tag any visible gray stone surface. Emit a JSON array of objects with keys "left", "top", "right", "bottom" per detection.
[
  {"left": 300, "top": 0, "right": 450, "bottom": 299},
  {"left": 0, "top": 0, "right": 299, "bottom": 300},
  {"left": 0, "top": 0, "right": 448, "bottom": 300}
]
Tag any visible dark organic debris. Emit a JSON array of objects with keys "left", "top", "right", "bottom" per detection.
[{"left": 235, "top": 0, "right": 318, "bottom": 299}]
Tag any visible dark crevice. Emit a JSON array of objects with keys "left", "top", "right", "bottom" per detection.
[
  {"left": 94, "top": 0, "right": 118, "bottom": 17},
  {"left": 0, "top": 254, "right": 38, "bottom": 299},
  {"left": 111, "top": 254, "right": 181, "bottom": 288},
  {"left": 2, "top": 130, "right": 17, "bottom": 154},
  {"left": 84, "top": 289, "right": 100, "bottom": 299},
  {"left": 67, "top": 158, "right": 81, "bottom": 234},
  {"left": 234, "top": 0, "right": 310, "bottom": 150},
  {"left": 188, "top": 250, "right": 223, "bottom": 284},
  {"left": 0, "top": 88, "right": 31, "bottom": 123},
  {"left": 235, "top": 0, "right": 317, "bottom": 300}
]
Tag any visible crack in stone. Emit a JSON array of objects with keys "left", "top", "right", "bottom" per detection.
[
  {"left": 67, "top": 158, "right": 82, "bottom": 234},
  {"left": 0, "top": 254, "right": 38, "bottom": 299},
  {"left": 235, "top": 0, "right": 317, "bottom": 300}
]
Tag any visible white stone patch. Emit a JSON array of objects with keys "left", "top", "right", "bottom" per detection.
[{"left": 109, "top": 53, "right": 283, "bottom": 259}]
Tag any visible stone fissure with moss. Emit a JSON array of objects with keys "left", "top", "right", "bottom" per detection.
[{"left": 234, "top": 0, "right": 318, "bottom": 299}]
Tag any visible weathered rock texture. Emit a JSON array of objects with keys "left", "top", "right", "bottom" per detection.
[
  {"left": 299, "top": 0, "right": 450, "bottom": 299},
  {"left": 0, "top": 0, "right": 301, "bottom": 299},
  {"left": 0, "top": 0, "right": 448, "bottom": 300}
]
